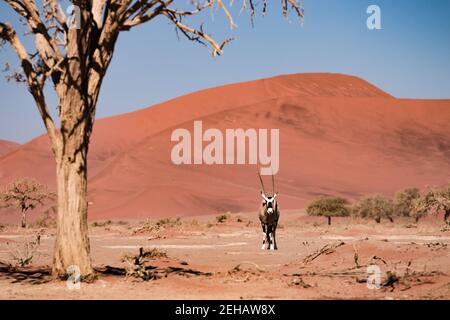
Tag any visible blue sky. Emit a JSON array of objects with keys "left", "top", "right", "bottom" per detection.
[{"left": 1, "top": 0, "right": 450, "bottom": 143}]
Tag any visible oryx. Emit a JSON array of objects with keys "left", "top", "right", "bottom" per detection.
[{"left": 258, "top": 172, "right": 280, "bottom": 250}]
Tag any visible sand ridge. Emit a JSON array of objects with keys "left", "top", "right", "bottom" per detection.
[{"left": 0, "top": 73, "right": 449, "bottom": 222}]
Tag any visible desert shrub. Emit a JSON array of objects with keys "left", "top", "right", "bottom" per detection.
[
  {"left": 8, "top": 235, "right": 41, "bottom": 267},
  {"left": 216, "top": 214, "right": 229, "bottom": 223},
  {"left": 352, "top": 195, "right": 394, "bottom": 223},
  {"left": 155, "top": 217, "right": 182, "bottom": 228},
  {"left": 306, "top": 196, "right": 350, "bottom": 225},
  {"left": 133, "top": 217, "right": 182, "bottom": 235},
  {"left": 122, "top": 247, "right": 168, "bottom": 281},
  {"left": 394, "top": 188, "right": 421, "bottom": 217},
  {"left": 91, "top": 220, "right": 113, "bottom": 227},
  {"left": 123, "top": 247, "right": 167, "bottom": 261},
  {"left": 412, "top": 184, "right": 450, "bottom": 225}
]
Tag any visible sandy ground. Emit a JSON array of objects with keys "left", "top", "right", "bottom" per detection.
[{"left": 0, "top": 211, "right": 449, "bottom": 300}]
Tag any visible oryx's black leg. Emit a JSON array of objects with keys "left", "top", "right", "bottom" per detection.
[
  {"left": 267, "top": 224, "right": 274, "bottom": 250},
  {"left": 261, "top": 223, "right": 267, "bottom": 250},
  {"left": 265, "top": 227, "right": 272, "bottom": 250},
  {"left": 273, "top": 224, "right": 278, "bottom": 250}
]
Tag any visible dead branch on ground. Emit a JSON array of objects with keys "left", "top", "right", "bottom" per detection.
[{"left": 303, "top": 241, "right": 345, "bottom": 264}]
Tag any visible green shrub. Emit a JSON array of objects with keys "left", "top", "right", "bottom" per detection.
[{"left": 306, "top": 196, "right": 350, "bottom": 225}]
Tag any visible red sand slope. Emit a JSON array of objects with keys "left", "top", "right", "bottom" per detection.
[
  {"left": 0, "top": 140, "right": 20, "bottom": 158},
  {"left": 0, "top": 73, "right": 449, "bottom": 222}
]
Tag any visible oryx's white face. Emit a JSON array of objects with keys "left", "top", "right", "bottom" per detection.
[{"left": 261, "top": 191, "right": 278, "bottom": 214}]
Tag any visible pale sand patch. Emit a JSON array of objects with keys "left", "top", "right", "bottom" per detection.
[
  {"left": 103, "top": 242, "right": 248, "bottom": 249},
  {"left": 322, "top": 235, "right": 450, "bottom": 242}
]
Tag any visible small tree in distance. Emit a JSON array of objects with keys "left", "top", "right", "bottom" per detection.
[
  {"left": 394, "top": 187, "right": 421, "bottom": 218},
  {"left": 352, "top": 195, "right": 394, "bottom": 223},
  {"left": 412, "top": 185, "right": 450, "bottom": 225},
  {"left": 306, "top": 196, "right": 350, "bottom": 225},
  {"left": 0, "top": 178, "right": 55, "bottom": 228}
]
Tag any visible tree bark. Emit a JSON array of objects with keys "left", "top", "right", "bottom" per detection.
[
  {"left": 49, "top": 19, "right": 117, "bottom": 279},
  {"left": 21, "top": 209, "right": 26, "bottom": 228},
  {"left": 52, "top": 85, "right": 94, "bottom": 279},
  {"left": 52, "top": 147, "right": 93, "bottom": 278}
]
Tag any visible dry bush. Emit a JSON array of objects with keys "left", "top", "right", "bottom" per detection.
[
  {"left": 91, "top": 220, "right": 113, "bottom": 227},
  {"left": 123, "top": 247, "right": 167, "bottom": 262},
  {"left": 92, "top": 220, "right": 128, "bottom": 228},
  {"left": 216, "top": 214, "right": 230, "bottom": 223},
  {"left": 155, "top": 217, "right": 182, "bottom": 228},
  {"left": 306, "top": 196, "right": 350, "bottom": 225},
  {"left": 122, "top": 247, "right": 168, "bottom": 281},
  {"left": 133, "top": 217, "right": 182, "bottom": 235},
  {"left": 412, "top": 184, "right": 450, "bottom": 225},
  {"left": 352, "top": 195, "right": 395, "bottom": 223},
  {"left": 394, "top": 188, "right": 421, "bottom": 218},
  {"left": 8, "top": 235, "right": 41, "bottom": 267}
]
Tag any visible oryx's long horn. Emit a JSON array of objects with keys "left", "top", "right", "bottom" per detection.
[
  {"left": 258, "top": 171, "right": 267, "bottom": 195},
  {"left": 271, "top": 171, "right": 275, "bottom": 195}
]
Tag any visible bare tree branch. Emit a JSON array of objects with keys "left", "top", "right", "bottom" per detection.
[
  {"left": 43, "top": 0, "right": 69, "bottom": 33},
  {"left": 0, "top": 22, "right": 61, "bottom": 155},
  {"left": 120, "top": 0, "right": 303, "bottom": 56},
  {"left": 5, "top": 0, "right": 63, "bottom": 69}
]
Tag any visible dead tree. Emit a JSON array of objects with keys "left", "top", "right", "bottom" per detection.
[
  {"left": 0, "top": 178, "right": 55, "bottom": 228},
  {"left": 0, "top": 0, "right": 303, "bottom": 278}
]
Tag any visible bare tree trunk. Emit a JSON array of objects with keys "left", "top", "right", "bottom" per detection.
[
  {"left": 327, "top": 216, "right": 331, "bottom": 226},
  {"left": 52, "top": 150, "right": 93, "bottom": 278},
  {"left": 21, "top": 209, "right": 26, "bottom": 228},
  {"left": 52, "top": 90, "right": 94, "bottom": 279},
  {"left": 445, "top": 209, "right": 450, "bottom": 226}
]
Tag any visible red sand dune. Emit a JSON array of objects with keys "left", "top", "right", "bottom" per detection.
[
  {"left": 0, "top": 73, "right": 450, "bottom": 222},
  {"left": 0, "top": 140, "right": 20, "bottom": 158}
]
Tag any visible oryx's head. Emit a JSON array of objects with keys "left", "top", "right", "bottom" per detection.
[
  {"left": 259, "top": 172, "right": 278, "bottom": 214},
  {"left": 261, "top": 191, "right": 278, "bottom": 214}
]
